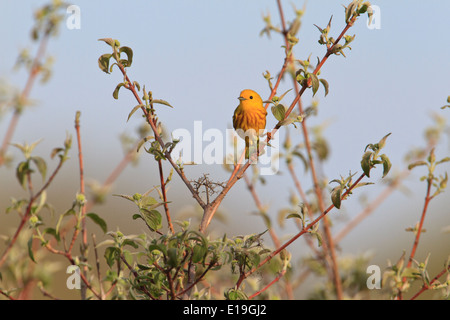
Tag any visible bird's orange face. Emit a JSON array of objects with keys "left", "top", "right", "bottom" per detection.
[{"left": 238, "top": 89, "right": 263, "bottom": 108}]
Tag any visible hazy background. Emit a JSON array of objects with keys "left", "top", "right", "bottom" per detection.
[{"left": 1, "top": 0, "right": 449, "bottom": 299}]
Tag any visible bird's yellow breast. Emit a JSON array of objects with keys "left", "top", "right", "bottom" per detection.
[{"left": 233, "top": 89, "right": 267, "bottom": 134}]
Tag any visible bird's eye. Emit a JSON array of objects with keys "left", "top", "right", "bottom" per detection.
[{"left": 250, "top": 96, "right": 253, "bottom": 99}]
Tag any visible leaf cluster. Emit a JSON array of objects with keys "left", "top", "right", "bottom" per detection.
[
  {"left": 361, "top": 133, "right": 392, "bottom": 178},
  {"left": 295, "top": 56, "right": 329, "bottom": 97},
  {"left": 408, "top": 148, "right": 449, "bottom": 198}
]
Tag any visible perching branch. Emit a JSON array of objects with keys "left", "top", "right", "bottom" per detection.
[{"left": 199, "top": 10, "right": 362, "bottom": 235}]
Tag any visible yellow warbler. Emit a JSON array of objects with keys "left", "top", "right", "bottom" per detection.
[{"left": 232, "top": 89, "right": 267, "bottom": 158}]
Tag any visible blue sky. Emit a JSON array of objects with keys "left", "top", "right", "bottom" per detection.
[{"left": 1, "top": 1, "right": 450, "bottom": 297}]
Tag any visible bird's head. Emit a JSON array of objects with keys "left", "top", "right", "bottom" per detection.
[{"left": 238, "top": 89, "right": 263, "bottom": 107}]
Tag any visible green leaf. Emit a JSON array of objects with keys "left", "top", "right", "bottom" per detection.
[
  {"left": 137, "top": 264, "right": 151, "bottom": 270},
  {"left": 148, "top": 244, "right": 167, "bottom": 256},
  {"left": 119, "top": 46, "right": 133, "bottom": 67},
  {"left": 437, "top": 157, "right": 450, "bottom": 165},
  {"left": 380, "top": 154, "right": 391, "bottom": 178},
  {"left": 127, "top": 104, "right": 144, "bottom": 122},
  {"left": 109, "top": 62, "right": 118, "bottom": 74},
  {"left": 331, "top": 186, "right": 342, "bottom": 209},
  {"left": 98, "top": 38, "right": 117, "bottom": 47},
  {"left": 361, "top": 151, "right": 373, "bottom": 177},
  {"left": 310, "top": 230, "right": 323, "bottom": 247},
  {"left": 16, "top": 161, "right": 29, "bottom": 189},
  {"left": 358, "top": 3, "right": 369, "bottom": 14},
  {"left": 248, "top": 251, "right": 261, "bottom": 268},
  {"left": 113, "top": 83, "right": 125, "bottom": 99},
  {"left": 309, "top": 73, "right": 320, "bottom": 96},
  {"left": 167, "top": 247, "right": 178, "bottom": 267},
  {"left": 113, "top": 193, "right": 135, "bottom": 202},
  {"left": 139, "top": 208, "right": 162, "bottom": 232},
  {"left": 225, "top": 289, "right": 248, "bottom": 300},
  {"left": 408, "top": 160, "right": 427, "bottom": 170},
  {"left": 44, "top": 227, "right": 60, "bottom": 242},
  {"left": 104, "top": 247, "right": 120, "bottom": 268},
  {"left": 55, "top": 214, "right": 64, "bottom": 237},
  {"left": 378, "top": 133, "right": 392, "bottom": 150},
  {"left": 278, "top": 88, "right": 293, "bottom": 102},
  {"left": 139, "top": 195, "right": 163, "bottom": 211},
  {"left": 98, "top": 53, "right": 112, "bottom": 74},
  {"left": 401, "top": 267, "right": 421, "bottom": 279},
  {"left": 292, "top": 151, "right": 308, "bottom": 171},
  {"left": 319, "top": 78, "right": 329, "bottom": 96},
  {"left": 271, "top": 104, "right": 286, "bottom": 122},
  {"left": 51, "top": 147, "right": 64, "bottom": 159},
  {"left": 122, "top": 250, "right": 133, "bottom": 267},
  {"left": 86, "top": 212, "right": 107, "bottom": 233},
  {"left": 28, "top": 238, "right": 36, "bottom": 263},
  {"left": 286, "top": 213, "right": 302, "bottom": 220},
  {"left": 152, "top": 99, "right": 173, "bottom": 108},
  {"left": 31, "top": 156, "right": 47, "bottom": 181},
  {"left": 123, "top": 239, "right": 139, "bottom": 249},
  {"left": 365, "top": 2, "right": 374, "bottom": 25},
  {"left": 192, "top": 245, "right": 207, "bottom": 263},
  {"left": 136, "top": 135, "right": 154, "bottom": 153},
  {"left": 345, "top": 1, "right": 357, "bottom": 23}
]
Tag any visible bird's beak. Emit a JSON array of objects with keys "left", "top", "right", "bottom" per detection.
[{"left": 238, "top": 96, "right": 246, "bottom": 101}]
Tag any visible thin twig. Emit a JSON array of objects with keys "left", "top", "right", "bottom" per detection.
[
  {"left": 158, "top": 159, "right": 174, "bottom": 233},
  {"left": 242, "top": 172, "right": 294, "bottom": 299},
  {"left": 75, "top": 112, "right": 88, "bottom": 247},
  {"left": 55, "top": 144, "right": 137, "bottom": 247},
  {"left": 92, "top": 233, "right": 105, "bottom": 300},
  {"left": 0, "top": 30, "right": 50, "bottom": 165},
  {"left": 176, "top": 262, "right": 216, "bottom": 298},
  {"left": 38, "top": 285, "right": 60, "bottom": 300},
  {"left": 120, "top": 254, "right": 156, "bottom": 300},
  {"left": 243, "top": 173, "right": 281, "bottom": 249},
  {"left": 74, "top": 111, "right": 88, "bottom": 300},
  {"left": 275, "top": 0, "right": 345, "bottom": 298},
  {"left": 0, "top": 289, "right": 16, "bottom": 300},
  {"left": 334, "top": 173, "right": 405, "bottom": 244},
  {"left": 410, "top": 265, "right": 450, "bottom": 300},
  {"left": 406, "top": 179, "right": 433, "bottom": 268},
  {"left": 243, "top": 173, "right": 366, "bottom": 280},
  {"left": 43, "top": 242, "right": 102, "bottom": 299},
  {"left": 0, "top": 155, "right": 66, "bottom": 267},
  {"left": 117, "top": 64, "right": 205, "bottom": 208},
  {"left": 286, "top": 161, "right": 324, "bottom": 259},
  {"left": 248, "top": 269, "right": 287, "bottom": 300},
  {"left": 397, "top": 175, "right": 434, "bottom": 300}
]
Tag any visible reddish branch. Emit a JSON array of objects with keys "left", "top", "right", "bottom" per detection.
[
  {"left": 0, "top": 30, "right": 50, "bottom": 166},
  {"left": 243, "top": 173, "right": 294, "bottom": 299},
  {"left": 43, "top": 242, "right": 102, "bottom": 299},
  {"left": 243, "top": 173, "right": 366, "bottom": 284},
  {"left": 72, "top": 112, "right": 88, "bottom": 251},
  {"left": 0, "top": 156, "right": 65, "bottom": 267},
  {"left": 199, "top": 13, "right": 359, "bottom": 235},
  {"left": 158, "top": 160, "right": 174, "bottom": 233},
  {"left": 117, "top": 62, "right": 205, "bottom": 216},
  {"left": 406, "top": 179, "right": 433, "bottom": 268},
  {"left": 249, "top": 269, "right": 287, "bottom": 300},
  {"left": 410, "top": 265, "right": 450, "bottom": 300}
]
